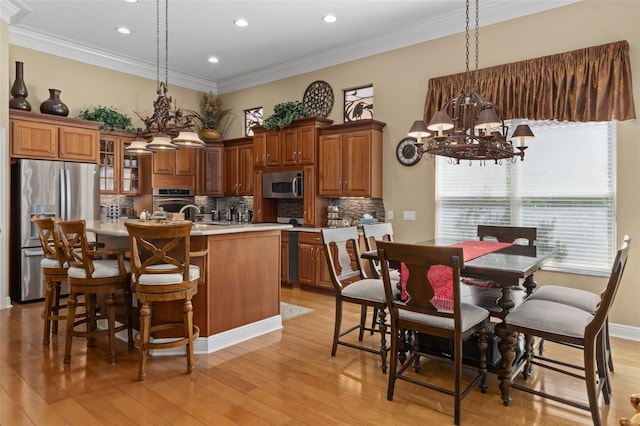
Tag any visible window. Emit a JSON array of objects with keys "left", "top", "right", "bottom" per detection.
[{"left": 436, "top": 120, "right": 616, "bottom": 275}]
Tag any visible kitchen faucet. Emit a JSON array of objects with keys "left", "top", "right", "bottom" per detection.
[{"left": 179, "top": 204, "right": 201, "bottom": 217}]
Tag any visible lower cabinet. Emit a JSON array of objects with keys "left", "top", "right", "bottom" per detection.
[
  {"left": 281, "top": 231, "right": 290, "bottom": 284},
  {"left": 297, "top": 232, "right": 332, "bottom": 290}
]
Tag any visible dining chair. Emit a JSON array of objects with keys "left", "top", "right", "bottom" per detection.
[
  {"left": 32, "top": 216, "right": 73, "bottom": 345},
  {"left": 362, "top": 223, "right": 398, "bottom": 280},
  {"left": 57, "top": 219, "right": 133, "bottom": 365},
  {"left": 526, "top": 236, "right": 629, "bottom": 377},
  {"left": 504, "top": 236, "right": 630, "bottom": 426},
  {"left": 362, "top": 223, "right": 401, "bottom": 334},
  {"left": 376, "top": 240, "right": 490, "bottom": 425},
  {"left": 477, "top": 224, "right": 536, "bottom": 246},
  {"left": 321, "top": 226, "right": 395, "bottom": 373},
  {"left": 125, "top": 220, "right": 208, "bottom": 381}
]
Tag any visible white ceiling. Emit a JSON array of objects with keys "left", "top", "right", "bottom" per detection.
[{"left": 7, "top": 0, "right": 579, "bottom": 94}]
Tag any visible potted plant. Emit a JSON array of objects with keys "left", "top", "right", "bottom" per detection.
[
  {"left": 262, "top": 101, "right": 310, "bottom": 130},
  {"left": 188, "top": 92, "right": 235, "bottom": 141},
  {"left": 77, "top": 105, "right": 134, "bottom": 131}
]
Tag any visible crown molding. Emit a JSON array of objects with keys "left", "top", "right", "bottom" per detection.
[
  {"left": 9, "top": 26, "right": 217, "bottom": 94},
  {"left": 0, "top": 0, "right": 30, "bottom": 25}
]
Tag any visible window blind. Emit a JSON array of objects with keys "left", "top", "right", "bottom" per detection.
[{"left": 436, "top": 121, "right": 616, "bottom": 275}]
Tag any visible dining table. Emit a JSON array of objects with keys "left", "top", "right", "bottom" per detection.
[{"left": 361, "top": 238, "right": 558, "bottom": 406}]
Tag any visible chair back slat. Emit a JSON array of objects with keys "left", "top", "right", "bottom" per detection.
[
  {"left": 125, "top": 221, "right": 192, "bottom": 281},
  {"left": 32, "top": 216, "right": 66, "bottom": 262},
  {"left": 377, "top": 241, "right": 463, "bottom": 320},
  {"left": 478, "top": 225, "right": 537, "bottom": 246},
  {"left": 321, "top": 227, "right": 366, "bottom": 291},
  {"left": 362, "top": 223, "right": 394, "bottom": 278},
  {"left": 57, "top": 220, "right": 94, "bottom": 276},
  {"left": 586, "top": 236, "right": 631, "bottom": 339}
]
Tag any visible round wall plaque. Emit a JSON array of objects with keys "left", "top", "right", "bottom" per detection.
[{"left": 303, "top": 80, "right": 334, "bottom": 118}]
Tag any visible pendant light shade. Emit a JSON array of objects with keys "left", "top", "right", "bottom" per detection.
[
  {"left": 172, "top": 131, "right": 205, "bottom": 148},
  {"left": 124, "top": 139, "right": 154, "bottom": 155},
  {"left": 147, "top": 136, "right": 177, "bottom": 151}
]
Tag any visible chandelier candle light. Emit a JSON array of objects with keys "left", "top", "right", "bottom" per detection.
[
  {"left": 127, "top": 0, "right": 204, "bottom": 155},
  {"left": 410, "top": 0, "right": 534, "bottom": 165}
]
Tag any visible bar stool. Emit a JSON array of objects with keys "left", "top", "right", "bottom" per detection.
[
  {"left": 125, "top": 220, "right": 207, "bottom": 381},
  {"left": 57, "top": 219, "right": 133, "bottom": 365},
  {"left": 32, "top": 216, "right": 71, "bottom": 345}
]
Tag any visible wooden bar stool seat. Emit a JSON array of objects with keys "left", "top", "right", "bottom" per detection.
[{"left": 125, "top": 220, "right": 207, "bottom": 381}]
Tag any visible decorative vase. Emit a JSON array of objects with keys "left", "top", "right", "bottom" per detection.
[
  {"left": 199, "top": 128, "right": 221, "bottom": 142},
  {"left": 9, "top": 61, "right": 31, "bottom": 111},
  {"left": 40, "top": 88, "right": 69, "bottom": 116}
]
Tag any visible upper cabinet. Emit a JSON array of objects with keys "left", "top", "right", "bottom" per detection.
[
  {"left": 152, "top": 147, "right": 197, "bottom": 189},
  {"left": 253, "top": 128, "right": 281, "bottom": 168},
  {"left": 253, "top": 117, "right": 332, "bottom": 168},
  {"left": 10, "top": 110, "right": 100, "bottom": 163},
  {"left": 197, "top": 143, "right": 224, "bottom": 196},
  {"left": 318, "top": 119, "right": 385, "bottom": 198},
  {"left": 99, "top": 131, "right": 149, "bottom": 195},
  {"left": 224, "top": 137, "right": 253, "bottom": 196}
]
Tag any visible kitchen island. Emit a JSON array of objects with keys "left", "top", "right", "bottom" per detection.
[{"left": 85, "top": 220, "right": 292, "bottom": 354}]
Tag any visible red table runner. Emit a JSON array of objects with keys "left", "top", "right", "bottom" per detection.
[
  {"left": 400, "top": 241, "right": 514, "bottom": 303},
  {"left": 450, "top": 240, "right": 514, "bottom": 261}
]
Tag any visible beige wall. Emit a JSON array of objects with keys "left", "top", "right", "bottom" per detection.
[
  {"left": 4, "top": 1, "right": 640, "bottom": 330},
  {"left": 8, "top": 46, "right": 203, "bottom": 125}
]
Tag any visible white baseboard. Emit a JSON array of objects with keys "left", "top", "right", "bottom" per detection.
[
  {"left": 610, "top": 322, "right": 640, "bottom": 341},
  {"left": 2, "top": 297, "right": 12, "bottom": 310},
  {"left": 116, "top": 315, "right": 283, "bottom": 356}
]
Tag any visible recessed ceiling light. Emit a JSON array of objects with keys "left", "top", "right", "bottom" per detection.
[
  {"left": 208, "top": 57, "right": 220, "bottom": 64},
  {"left": 116, "top": 26, "right": 131, "bottom": 34},
  {"left": 124, "top": 0, "right": 138, "bottom": 3},
  {"left": 234, "top": 18, "right": 248, "bottom": 27},
  {"left": 323, "top": 15, "right": 337, "bottom": 23}
]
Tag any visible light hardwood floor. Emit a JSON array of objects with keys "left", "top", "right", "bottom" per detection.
[{"left": 2, "top": 285, "right": 639, "bottom": 425}]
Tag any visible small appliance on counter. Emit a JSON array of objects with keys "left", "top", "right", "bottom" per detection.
[{"left": 327, "top": 205, "right": 340, "bottom": 228}]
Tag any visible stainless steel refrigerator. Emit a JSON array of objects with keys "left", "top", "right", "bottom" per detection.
[{"left": 10, "top": 159, "right": 99, "bottom": 303}]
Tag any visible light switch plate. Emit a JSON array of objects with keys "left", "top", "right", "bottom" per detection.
[
  {"left": 403, "top": 211, "right": 416, "bottom": 221},
  {"left": 387, "top": 210, "right": 394, "bottom": 220}
]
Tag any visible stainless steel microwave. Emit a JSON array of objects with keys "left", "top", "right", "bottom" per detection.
[{"left": 262, "top": 171, "right": 303, "bottom": 199}]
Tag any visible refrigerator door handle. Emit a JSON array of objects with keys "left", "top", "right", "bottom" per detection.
[
  {"left": 60, "top": 169, "right": 66, "bottom": 220},
  {"left": 62, "top": 168, "right": 71, "bottom": 220},
  {"left": 24, "top": 248, "right": 45, "bottom": 257}
]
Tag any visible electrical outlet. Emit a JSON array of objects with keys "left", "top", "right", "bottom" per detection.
[
  {"left": 403, "top": 211, "right": 416, "bottom": 221},
  {"left": 387, "top": 210, "right": 394, "bottom": 220}
]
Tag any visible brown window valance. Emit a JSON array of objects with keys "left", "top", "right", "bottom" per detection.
[{"left": 424, "top": 40, "right": 636, "bottom": 122}]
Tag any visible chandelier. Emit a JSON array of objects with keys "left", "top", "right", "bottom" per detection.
[
  {"left": 128, "top": 0, "right": 203, "bottom": 154},
  {"left": 409, "top": 0, "right": 534, "bottom": 165}
]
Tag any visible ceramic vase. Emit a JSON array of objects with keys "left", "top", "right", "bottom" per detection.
[
  {"left": 40, "top": 88, "right": 69, "bottom": 116},
  {"left": 9, "top": 61, "right": 31, "bottom": 111}
]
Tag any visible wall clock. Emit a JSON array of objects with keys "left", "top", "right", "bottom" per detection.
[
  {"left": 303, "top": 80, "right": 334, "bottom": 118},
  {"left": 396, "top": 137, "right": 421, "bottom": 166}
]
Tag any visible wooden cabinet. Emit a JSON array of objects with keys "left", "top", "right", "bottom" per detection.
[
  {"left": 252, "top": 169, "right": 278, "bottom": 223},
  {"left": 254, "top": 117, "right": 332, "bottom": 168},
  {"left": 10, "top": 110, "right": 99, "bottom": 162},
  {"left": 224, "top": 138, "right": 253, "bottom": 196},
  {"left": 99, "top": 131, "right": 148, "bottom": 195},
  {"left": 197, "top": 143, "right": 224, "bottom": 196},
  {"left": 297, "top": 232, "right": 333, "bottom": 290},
  {"left": 281, "top": 231, "right": 290, "bottom": 284},
  {"left": 253, "top": 128, "right": 281, "bottom": 168},
  {"left": 281, "top": 125, "right": 316, "bottom": 165},
  {"left": 318, "top": 119, "right": 385, "bottom": 198},
  {"left": 152, "top": 147, "right": 196, "bottom": 189}
]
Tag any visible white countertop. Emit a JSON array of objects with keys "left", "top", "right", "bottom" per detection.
[{"left": 85, "top": 219, "right": 293, "bottom": 237}]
